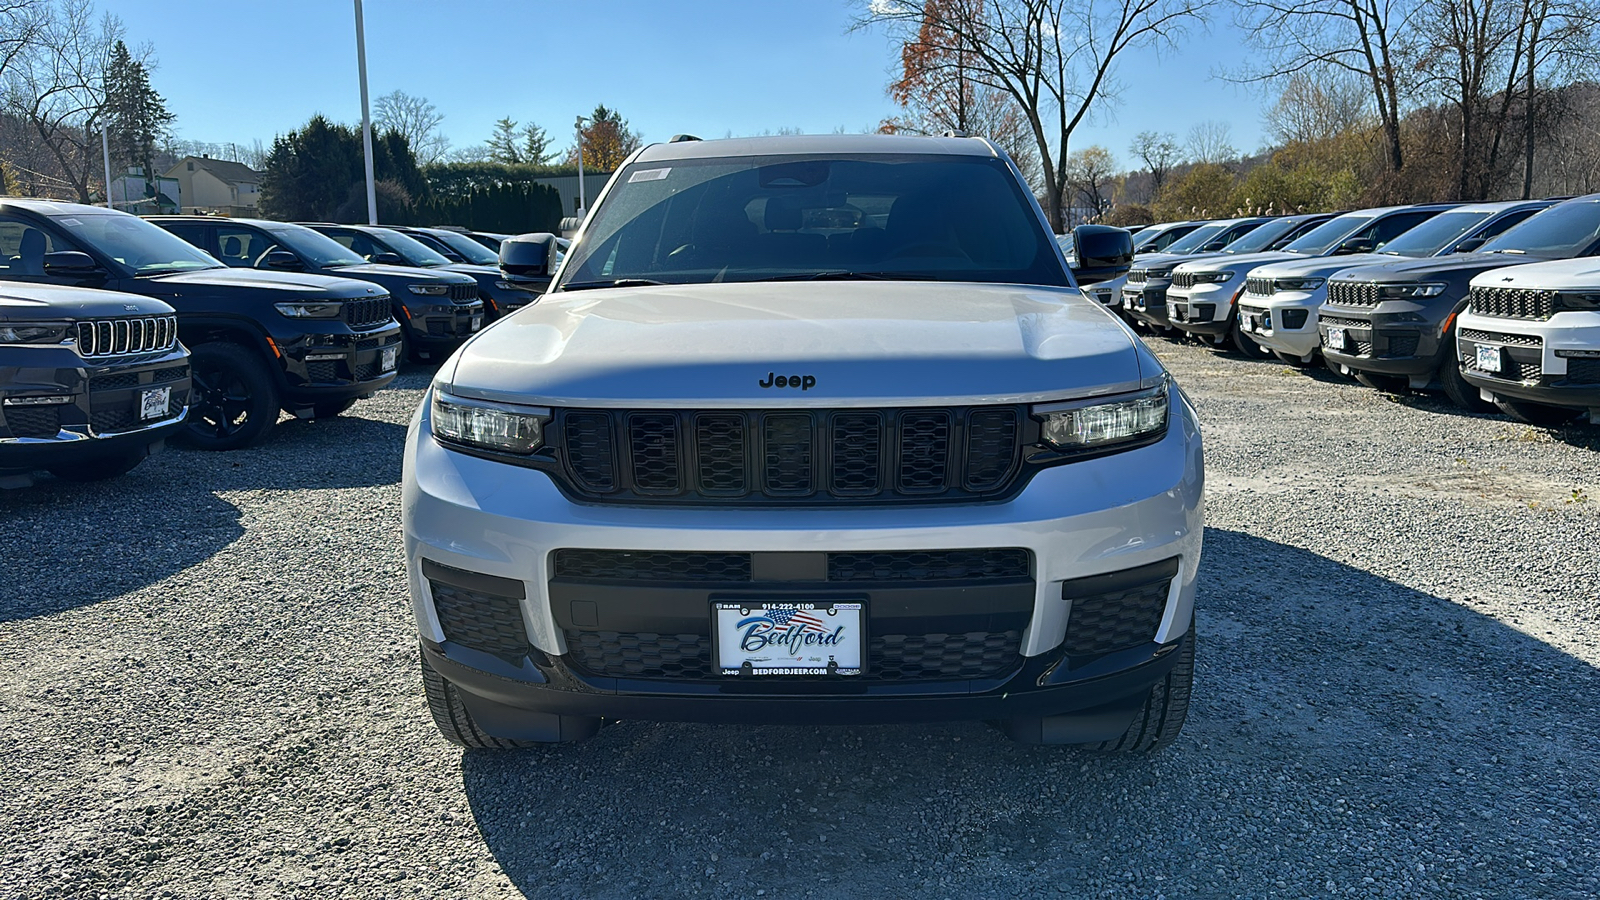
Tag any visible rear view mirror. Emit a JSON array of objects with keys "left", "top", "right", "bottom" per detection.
[
  {"left": 263, "top": 250, "right": 302, "bottom": 270},
  {"left": 1069, "top": 225, "right": 1134, "bottom": 285},
  {"left": 499, "top": 232, "right": 560, "bottom": 289},
  {"left": 42, "top": 250, "right": 99, "bottom": 272},
  {"left": 374, "top": 252, "right": 405, "bottom": 266}
]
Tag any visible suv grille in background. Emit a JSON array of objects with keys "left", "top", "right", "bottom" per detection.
[
  {"left": 448, "top": 283, "right": 478, "bottom": 302},
  {"left": 75, "top": 316, "right": 178, "bottom": 357},
  {"left": 344, "top": 296, "right": 391, "bottom": 328},
  {"left": 1468, "top": 286, "right": 1557, "bottom": 320},
  {"left": 1170, "top": 271, "right": 1198, "bottom": 289},
  {"left": 1245, "top": 276, "right": 1273, "bottom": 296},
  {"left": 1126, "top": 269, "right": 1147, "bottom": 284},
  {"left": 1326, "top": 281, "right": 1381, "bottom": 307},
  {"left": 555, "top": 407, "right": 1024, "bottom": 504},
  {"left": 552, "top": 548, "right": 1030, "bottom": 583}
]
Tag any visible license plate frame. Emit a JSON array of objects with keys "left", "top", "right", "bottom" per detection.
[
  {"left": 381, "top": 345, "right": 398, "bottom": 372},
  {"left": 1475, "top": 343, "right": 1503, "bottom": 373},
  {"left": 138, "top": 386, "right": 170, "bottom": 421},
  {"left": 712, "top": 601, "right": 864, "bottom": 677},
  {"left": 1326, "top": 327, "right": 1346, "bottom": 350}
]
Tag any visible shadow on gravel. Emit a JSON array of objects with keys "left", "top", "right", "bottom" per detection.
[
  {"left": 0, "top": 414, "right": 407, "bottom": 623},
  {"left": 457, "top": 528, "right": 1599, "bottom": 899}
]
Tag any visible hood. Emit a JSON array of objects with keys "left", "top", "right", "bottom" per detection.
[
  {"left": 0, "top": 282, "right": 174, "bottom": 321},
  {"left": 441, "top": 263, "right": 500, "bottom": 279},
  {"left": 444, "top": 281, "right": 1151, "bottom": 407},
  {"left": 1173, "top": 250, "right": 1299, "bottom": 274},
  {"left": 1467, "top": 256, "right": 1600, "bottom": 291},
  {"left": 1130, "top": 250, "right": 1227, "bottom": 274},
  {"left": 139, "top": 267, "right": 387, "bottom": 300},
  {"left": 1329, "top": 251, "right": 1559, "bottom": 284},
  {"left": 329, "top": 262, "right": 466, "bottom": 282},
  {"left": 1248, "top": 252, "right": 1400, "bottom": 280}
]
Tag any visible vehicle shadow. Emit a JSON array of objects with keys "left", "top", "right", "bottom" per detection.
[
  {"left": 0, "top": 414, "right": 408, "bottom": 623},
  {"left": 458, "top": 527, "right": 1599, "bottom": 899}
]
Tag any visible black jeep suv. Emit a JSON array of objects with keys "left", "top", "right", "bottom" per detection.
[
  {"left": 303, "top": 224, "right": 505, "bottom": 331},
  {"left": 0, "top": 199, "right": 401, "bottom": 450},
  {"left": 151, "top": 217, "right": 481, "bottom": 361},
  {"left": 387, "top": 225, "right": 535, "bottom": 318},
  {"left": 0, "top": 282, "right": 190, "bottom": 482}
]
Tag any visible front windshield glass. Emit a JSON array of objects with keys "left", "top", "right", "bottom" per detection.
[
  {"left": 1376, "top": 209, "right": 1492, "bottom": 257},
  {"left": 428, "top": 230, "right": 499, "bottom": 265},
  {"left": 1481, "top": 201, "right": 1600, "bottom": 256},
  {"left": 372, "top": 228, "right": 453, "bottom": 267},
  {"left": 1162, "top": 222, "right": 1232, "bottom": 254},
  {"left": 1222, "top": 218, "right": 1300, "bottom": 254},
  {"left": 52, "top": 212, "right": 220, "bottom": 275},
  {"left": 557, "top": 153, "right": 1069, "bottom": 289},
  {"left": 262, "top": 223, "right": 366, "bottom": 267},
  {"left": 1281, "top": 213, "right": 1374, "bottom": 255}
]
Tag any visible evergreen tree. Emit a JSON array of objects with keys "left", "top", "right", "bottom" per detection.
[
  {"left": 486, "top": 117, "right": 522, "bottom": 164},
  {"left": 102, "top": 40, "right": 174, "bottom": 191},
  {"left": 521, "top": 123, "right": 553, "bottom": 165}
]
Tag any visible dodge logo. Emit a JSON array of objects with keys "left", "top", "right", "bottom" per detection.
[{"left": 759, "top": 372, "right": 816, "bottom": 391}]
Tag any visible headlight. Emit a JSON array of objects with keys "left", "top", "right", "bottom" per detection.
[
  {"left": 494, "top": 280, "right": 519, "bottom": 291},
  {"left": 274, "top": 302, "right": 343, "bottom": 319},
  {"left": 1554, "top": 292, "right": 1600, "bottom": 312},
  {"left": 1034, "top": 378, "right": 1170, "bottom": 451},
  {"left": 0, "top": 322, "right": 70, "bottom": 344},
  {"left": 1376, "top": 282, "right": 1447, "bottom": 299},
  {"left": 1275, "top": 277, "right": 1325, "bottom": 292},
  {"left": 1145, "top": 269, "right": 1173, "bottom": 280},
  {"left": 408, "top": 284, "right": 449, "bottom": 296},
  {"left": 430, "top": 389, "right": 549, "bottom": 454},
  {"left": 1189, "top": 271, "right": 1234, "bottom": 284}
]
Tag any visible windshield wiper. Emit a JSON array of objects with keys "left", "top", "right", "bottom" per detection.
[{"left": 561, "top": 278, "right": 670, "bottom": 291}]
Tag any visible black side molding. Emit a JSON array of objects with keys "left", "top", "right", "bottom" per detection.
[
  {"left": 1060, "top": 557, "right": 1181, "bottom": 600},
  {"left": 421, "top": 559, "right": 526, "bottom": 600}
]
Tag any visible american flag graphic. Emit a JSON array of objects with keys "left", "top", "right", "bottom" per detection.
[{"left": 765, "top": 607, "right": 832, "bottom": 635}]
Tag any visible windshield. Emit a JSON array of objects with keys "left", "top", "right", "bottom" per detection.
[
  {"left": 1480, "top": 201, "right": 1600, "bottom": 256},
  {"left": 371, "top": 228, "right": 454, "bottom": 267},
  {"left": 1162, "top": 222, "right": 1232, "bottom": 255},
  {"left": 556, "top": 153, "right": 1068, "bottom": 289},
  {"left": 1222, "top": 218, "right": 1301, "bottom": 254},
  {"left": 1129, "top": 226, "right": 1157, "bottom": 245},
  {"left": 1376, "top": 209, "right": 1492, "bottom": 257},
  {"left": 427, "top": 230, "right": 499, "bottom": 265},
  {"left": 1281, "top": 213, "right": 1374, "bottom": 255},
  {"left": 52, "top": 212, "right": 220, "bottom": 275},
  {"left": 263, "top": 223, "right": 367, "bottom": 267}
]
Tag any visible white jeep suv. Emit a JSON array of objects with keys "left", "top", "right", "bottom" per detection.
[{"left": 402, "top": 134, "right": 1204, "bottom": 750}]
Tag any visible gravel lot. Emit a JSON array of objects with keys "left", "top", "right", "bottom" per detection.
[{"left": 2, "top": 334, "right": 1598, "bottom": 900}]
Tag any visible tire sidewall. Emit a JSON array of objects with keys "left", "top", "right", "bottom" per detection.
[{"left": 181, "top": 342, "right": 281, "bottom": 451}]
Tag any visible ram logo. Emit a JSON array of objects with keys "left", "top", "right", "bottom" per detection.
[{"left": 759, "top": 372, "right": 816, "bottom": 390}]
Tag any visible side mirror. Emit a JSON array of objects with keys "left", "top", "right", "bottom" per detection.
[
  {"left": 1454, "top": 236, "right": 1487, "bottom": 253},
  {"left": 1069, "top": 224, "right": 1134, "bottom": 285},
  {"left": 1201, "top": 240, "right": 1228, "bottom": 252},
  {"left": 43, "top": 250, "right": 100, "bottom": 273},
  {"left": 263, "top": 250, "right": 302, "bottom": 270},
  {"left": 373, "top": 252, "right": 405, "bottom": 266},
  {"left": 499, "top": 232, "right": 560, "bottom": 288},
  {"left": 1335, "top": 238, "right": 1374, "bottom": 255}
]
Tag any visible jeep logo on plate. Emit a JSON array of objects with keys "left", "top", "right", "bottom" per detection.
[{"left": 759, "top": 372, "right": 816, "bottom": 390}]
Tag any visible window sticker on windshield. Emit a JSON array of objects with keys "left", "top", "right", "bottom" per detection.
[
  {"left": 59, "top": 218, "right": 82, "bottom": 227},
  {"left": 628, "top": 167, "right": 671, "bottom": 183}
]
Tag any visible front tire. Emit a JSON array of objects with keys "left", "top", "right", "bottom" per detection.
[
  {"left": 1231, "top": 320, "right": 1273, "bottom": 358},
  {"left": 1440, "top": 344, "right": 1497, "bottom": 413},
  {"left": 421, "top": 652, "right": 543, "bottom": 749},
  {"left": 1085, "top": 616, "right": 1195, "bottom": 753},
  {"left": 1494, "top": 396, "right": 1584, "bottom": 426},
  {"left": 181, "top": 342, "right": 280, "bottom": 451}
]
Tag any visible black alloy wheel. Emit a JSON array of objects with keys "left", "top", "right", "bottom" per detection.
[{"left": 181, "top": 342, "right": 280, "bottom": 451}]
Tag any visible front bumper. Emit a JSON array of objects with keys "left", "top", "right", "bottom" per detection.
[
  {"left": 0, "top": 344, "right": 190, "bottom": 469},
  {"left": 1318, "top": 302, "right": 1445, "bottom": 380},
  {"left": 1457, "top": 310, "right": 1600, "bottom": 412},
  {"left": 278, "top": 321, "right": 403, "bottom": 404},
  {"left": 1237, "top": 289, "right": 1324, "bottom": 358},
  {"left": 401, "top": 390, "right": 1205, "bottom": 727},
  {"left": 403, "top": 299, "right": 484, "bottom": 352},
  {"left": 1167, "top": 282, "right": 1235, "bottom": 336},
  {"left": 1122, "top": 281, "right": 1172, "bottom": 326}
]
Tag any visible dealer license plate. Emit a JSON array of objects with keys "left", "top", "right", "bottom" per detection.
[
  {"left": 470, "top": 315, "right": 483, "bottom": 331},
  {"left": 1475, "top": 344, "right": 1503, "bottom": 373},
  {"left": 1326, "top": 327, "right": 1346, "bottom": 350},
  {"left": 139, "top": 386, "right": 169, "bottom": 421},
  {"left": 714, "top": 601, "right": 864, "bottom": 676},
  {"left": 381, "top": 346, "right": 398, "bottom": 372}
]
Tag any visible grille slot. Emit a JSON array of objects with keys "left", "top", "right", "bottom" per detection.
[
  {"left": 1327, "top": 281, "right": 1381, "bottom": 307},
  {"left": 1126, "top": 269, "right": 1148, "bottom": 284},
  {"left": 344, "top": 296, "right": 391, "bottom": 328},
  {"left": 1469, "top": 285, "right": 1556, "bottom": 320},
  {"left": 75, "top": 316, "right": 178, "bottom": 357},
  {"left": 305, "top": 360, "right": 339, "bottom": 383},
  {"left": 1320, "top": 315, "right": 1369, "bottom": 330},
  {"left": 448, "top": 283, "right": 479, "bottom": 302},
  {"left": 553, "top": 406, "right": 1022, "bottom": 505},
  {"left": 429, "top": 580, "right": 530, "bottom": 662},
  {"left": 1386, "top": 335, "right": 1419, "bottom": 357}
]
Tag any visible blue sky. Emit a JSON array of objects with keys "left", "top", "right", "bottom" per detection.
[{"left": 116, "top": 0, "right": 1267, "bottom": 170}]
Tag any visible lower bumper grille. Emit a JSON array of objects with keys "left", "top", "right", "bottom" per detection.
[
  {"left": 430, "top": 580, "right": 531, "bottom": 663},
  {"left": 552, "top": 548, "right": 1030, "bottom": 583},
  {"left": 1566, "top": 359, "right": 1600, "bottom": 384},
  {"left": 1060, "top": 558, "right": 1178, "bottom": 658},
  {"left": 4, "top": 406, "right": 61, "bottom": 438}
]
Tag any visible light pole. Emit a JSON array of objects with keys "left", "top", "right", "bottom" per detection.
[
  {"left": 100, "top": 125, "right": 113, "bottom": 209},
  {"left": 354, "top": 0, "right": 377, "bottom": 225},
  {"left": 574, "top": 115, "right": 587, "bottom": 218}
]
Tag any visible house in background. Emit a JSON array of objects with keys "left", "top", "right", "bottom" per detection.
[
  {"left": 108, "top": 168, "right": 180, "bottom": 214},
  {"left": 163, "top": 156, "right": 261, "bottom": 216}
]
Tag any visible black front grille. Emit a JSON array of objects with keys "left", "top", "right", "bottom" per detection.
[
  {"left": 1170, "top": 271, "right": 1199, "bottom": 289},
  {"left": 75, "top": 315, "right": 178, "bottom": 357},
  {"left": 448, "top": 284, "right": 478, "bottom": 302},
  {"left": 1062, "top": 573, "right": 1173, "bottom": 657},
  {"left": 1469, "top": 286, "right": 1556, "bottom": 320},
  {"left": 344, "top": 296, "right": 391, "bottom": 328},
  {"left": 429, "top": 580, "right": 530, "bottom": 662},
  {"left": 554, "top": 406, "right": 1024, "bottom": 505},
  {"left": 352, "top": 362, "right": 383, "bottom": 382},
  {"left": 1566, "top": 359, "right": 1600, "bottom": 384},
  {"left": 1126, "top": 269, "right": 1148, "bottom": 284},
  {"left": 563, "top": 629, "right": 1022, "bottom": 681},
  {"left": 1460, "top": 328, "right": 1541, "bottom": 347},
  {"left": 1327, "top": 281, "right": 1381, "bottom": 307},
  {"left": 552, "top": 548, "right": 1030, "bottom": 584},
  {"left": 1245, "top": 276, "right": 1273, "bottom": 296},
  {"left": 4, "top": 405, "right": 61, "bottom": 438},
  {"left": 153, "top": 365, "right": 189, "bottom": 383}
]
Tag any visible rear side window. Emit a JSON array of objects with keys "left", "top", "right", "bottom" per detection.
[
  {"left": 214, "top": 225, "right": 277, "bottom": 268},
  {"left": 1365, "top": 210, "right": 1441, "bottom": 245},
  {"left": 1478, "top": 208, "right": 1540, "bottom": 240},
  {"left": 0, "top": 217, "right": 73, "bottom": 278}
]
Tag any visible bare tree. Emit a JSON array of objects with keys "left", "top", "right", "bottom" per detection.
[
  {"left": 1185, "top": 120, "right": 1237, "bottom": 164},
  {"left": 1065, "top": 145, "right": 1118, "bottom": 219},
  {"left": 1513, "top": 0, "right": 1600, "bottom": 196},
  {"left": 1129, "top": 130, "right": 1180, "bottom": 198},
  {"left": 0, "top": 0, "right": 49, "bottom": 83},
  {"left": 1233, "top": 0, "right": 1415, "bottom": 175},
  {"left": 374, "top": 89, "right": 449, "bottom": 164},
  {"left": 859, "top": 0, "right": 1215, "bottom": 231},
  {"left": 1262, "top": 70, "right": 1373, "bottom": 143}
]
